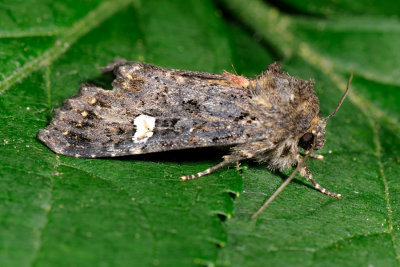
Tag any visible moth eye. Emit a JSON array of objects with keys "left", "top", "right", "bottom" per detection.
[{"left": 299, "top": 132, "right": 314, "bottom": 150}]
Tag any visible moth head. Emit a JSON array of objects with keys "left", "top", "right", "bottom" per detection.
[{"left": 299, "top": 73, "right": 353, "bottom": 151}]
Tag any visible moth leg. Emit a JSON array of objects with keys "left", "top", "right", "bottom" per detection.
[
  {"left": 299, "top": 163, "right": 341, "bottom": 199},
  {"left": 310, "top": 153, "right": 324, "bottom": 160},
  {"left": 180, "top": 155, "right": 244, "bottom": 181},
  {"left": 235, "top": 161, "right": 241, "bottom": 170},
  {"left": 180, "top": 143, "right": 264, "bottom": 181}
]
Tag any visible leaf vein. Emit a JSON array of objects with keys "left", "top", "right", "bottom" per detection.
[
  {"left": 28, "top": 155, "right": 58, "bottom": 267},
  {"left": 372, "top": 120, "right": 400, "bottom": 263},
  {"left": 0, "top": 0, "right": 132, "bottom": 95}
]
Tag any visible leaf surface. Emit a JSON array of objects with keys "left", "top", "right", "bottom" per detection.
[{"left": 0, "top": 0, "right": 399, "bottom": 266}]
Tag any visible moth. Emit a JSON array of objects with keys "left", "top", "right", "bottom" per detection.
[{"left": 38, "top": 60, "right": 351, "bottom": 218}]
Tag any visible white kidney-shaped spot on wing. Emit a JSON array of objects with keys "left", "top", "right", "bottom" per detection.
[{"left": 132, "top": 115, "right": 156, "bottom": 143}]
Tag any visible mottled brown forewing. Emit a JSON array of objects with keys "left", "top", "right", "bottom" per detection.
[{"left": 38, "top": 62, "right": 271, "bottom": 158}]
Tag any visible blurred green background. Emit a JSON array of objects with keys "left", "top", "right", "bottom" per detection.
[{"left": 0, "top": 0, "right": 399, "bottom": 266}]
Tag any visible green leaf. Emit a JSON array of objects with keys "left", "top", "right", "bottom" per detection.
[{"left": 1, "top": 0, "right": 399, "bottom": 266}]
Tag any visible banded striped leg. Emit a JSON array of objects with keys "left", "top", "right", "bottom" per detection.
[
  {"left": 299, "top": 164, "right": 341, "bottom": 198},
  {"left": 180, "top": 142, "right": 268, "bottom": 181},
  {"left": 180, "top": 158, "right": 239, "bottom": 181}
]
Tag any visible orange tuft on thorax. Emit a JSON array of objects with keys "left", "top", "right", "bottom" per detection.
[{"left": 223, "top": 72, "right": 250, "bottom": 88}]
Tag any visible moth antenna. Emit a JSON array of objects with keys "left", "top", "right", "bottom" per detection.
[
  {"left": 251, "top": 142, "right": 316, "bottom": 219},
  {"left": 325, "top": 73, "right": 353, "bottom": 120}
]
